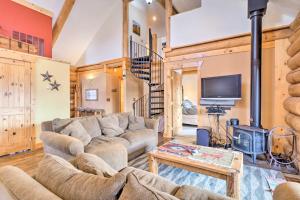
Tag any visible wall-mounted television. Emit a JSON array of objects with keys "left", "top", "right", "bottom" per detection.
[{"left": 201, "top": 74, "right": 241, "bottom": 100}]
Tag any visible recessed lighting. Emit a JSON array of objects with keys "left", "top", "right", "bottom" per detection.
[
  {"left": 146, "top": 0, "right": 153, "bottom": 4},
  {"left": 152, "top": 16, "right": 157, "bottom": 21}
]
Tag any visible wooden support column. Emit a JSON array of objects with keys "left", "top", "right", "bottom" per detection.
[
  {"left": 52, "top": 0, "right": 75, "bottom": 45},
  {"left": 123, "top": 0, "right": 129, "bottom": 57},
  {"left": 164, "top": 62, "right": 173, "bottom": 138},
  {"left": 152, "top": 33, "right": 158, "bottom": 53},
  {"left": 165, "top": 0, "right": 172, "bottom": 50},
  {"left": 120, "top": 60, "right": 127, "bottom": 112},
  {"left": 172, "top": 70, "right": 183, "bottom": 136},
  {"left": 273, "top": 39, "right": 290, "bottom": 127}
]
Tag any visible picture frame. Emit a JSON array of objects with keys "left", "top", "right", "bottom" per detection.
[
  {"left": 85, "top": 89, "right": 98, "bottom": 101},
  {"left": 132, "top": 20, "right": 141, "bottom": 36}
]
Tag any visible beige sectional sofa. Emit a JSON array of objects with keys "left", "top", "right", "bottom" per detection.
[
  {"left": 40, "top": 112, "right": 159, "bottom": 170},
  {"left": 0, "top": 153, "right": 233, "bottom": 200}
]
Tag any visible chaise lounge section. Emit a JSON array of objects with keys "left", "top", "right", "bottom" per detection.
[{"left": 40, "top": 112, "right": 159, "bottom": 171}]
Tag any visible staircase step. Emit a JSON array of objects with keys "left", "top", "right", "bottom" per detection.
[
  {"left": 132, "top": 56, "right": 150, "bottom": 62},
  {"left": 150, "top": 111, "right": 163, "bottom": 116},
  {"left": 151, "top": 102, "right": 164, "bottom": 105},
  {"left": 151, "top": 96, "right": 163, "bottom": 99},
  {"left": 151, "top": 107, "right": 164, "bottom": 110},
  {"left": 132, "top": 60, "right": 150, "bottom": 65},
  {"left": 131, "top": 70, "right": 150, "bottom": 75},
  {"left": 149, "top": 83, "right": 160, "bottom": 86},
  {"left": 151, "top": 89, "right": 164, "bottom": 93},
  {"left": 131, "top": 65, "right": 150, "bottom": 70},
  {"left": 140, "top": 77, "right": 150, "bottom": 81}
]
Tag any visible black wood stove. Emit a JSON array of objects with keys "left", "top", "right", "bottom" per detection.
[{"left": 231, "top": 0, "right": 269, "bottom": 163}]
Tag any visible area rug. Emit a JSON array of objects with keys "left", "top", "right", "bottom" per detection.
[{"left": 129, "top": 154, "right": 285, "bottom": 200}]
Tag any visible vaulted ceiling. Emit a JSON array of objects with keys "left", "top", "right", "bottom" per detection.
[{"left": 25, "top": 0, "right": 300, "bottom": 66}]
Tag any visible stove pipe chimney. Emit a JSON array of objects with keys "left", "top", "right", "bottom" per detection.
[{"left": 248, "top": 0, "right": 268, "bottom": 128}]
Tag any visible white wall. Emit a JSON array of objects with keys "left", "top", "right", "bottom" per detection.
[
  {"left": 129, "top": 1, "right": 149, "bottom": 45},
  {"left": 170, "top": 0, "right": 297, "bottom": 48},
  {"left": 76, "top": 2, "right": 123, "bottom": 66},
  {"left": 53, "top": 0, "right": 120, "bottom": 65},
  {"left": 34, "top": 58, "right": 70, "bottom": 142}
]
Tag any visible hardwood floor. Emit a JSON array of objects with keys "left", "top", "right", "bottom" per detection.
[{"left": 0, "top": 148, "right": 44, "bottom": 176}]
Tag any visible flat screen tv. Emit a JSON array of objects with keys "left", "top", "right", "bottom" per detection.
[{"left": 201, "top": 74, "right": 241, "bottom": 100}]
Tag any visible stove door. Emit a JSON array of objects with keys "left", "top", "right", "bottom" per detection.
[{"left": 232, "top": 129, "right": 253, "bottom": 153}]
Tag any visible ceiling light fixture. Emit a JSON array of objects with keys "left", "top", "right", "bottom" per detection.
[
  {"left": 146, "top": 0, "right": 153, "bottom": 4},
  {"left": 152, "top": 16, "right": 157, "bottom": 21}
]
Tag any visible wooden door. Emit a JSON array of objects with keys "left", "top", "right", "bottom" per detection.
[{"left": 0, "top": 58, "right": 32, "bottom": 156}]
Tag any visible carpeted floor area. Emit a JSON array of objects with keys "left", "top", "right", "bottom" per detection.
[{"left": 129, "top": 154, "right": 285, "bottom": 200}]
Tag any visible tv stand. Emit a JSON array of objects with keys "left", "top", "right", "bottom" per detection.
[{"left": 206, "top": 106, "right": 231, "bottom": 146}]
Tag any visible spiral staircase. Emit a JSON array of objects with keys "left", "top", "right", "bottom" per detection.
[{"left": 130, "top": 29, "right": 164, "bottom": 118}]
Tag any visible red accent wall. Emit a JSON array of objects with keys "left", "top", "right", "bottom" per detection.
[{"left": 0, "top": 0, "right": 52, "bottom": 57}]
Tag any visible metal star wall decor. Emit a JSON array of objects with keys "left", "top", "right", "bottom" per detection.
[
  {"left": 41, "top": 71, "right": 53, "bottom": 82},
  {"left": 50, "top": 80, "right": 61, "bottom": 91}
]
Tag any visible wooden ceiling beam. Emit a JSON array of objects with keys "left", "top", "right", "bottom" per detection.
[
  {"left": 157, "top": 0, "right": 178, "bottom": 15},
  {"left": 52, "top": 0, "right": 75, "bottom": 45}
]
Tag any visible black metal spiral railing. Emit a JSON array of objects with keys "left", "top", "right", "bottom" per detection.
[{"left": 130, "top": 29, "right": 164, "bottom": 118}]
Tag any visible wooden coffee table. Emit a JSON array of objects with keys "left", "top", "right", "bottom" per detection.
[{"left": 148, "top": 145, "right": 243, "bottom": 200}]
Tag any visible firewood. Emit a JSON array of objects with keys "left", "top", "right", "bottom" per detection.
[
  {"left": 285, "top": 113, "right": 300, "bottom": 132},
  {"left": 287, "top": 69, "right": 300, "bottom": 84},
  {"left": 290, "top": 28, "right": 300, "bottom": 44},
  {"left": 288, "top": 36, "right": 300, "bottom": 57},
  {"left": 288, "top": 51, "right": 300, "bottom": 70},
  {"left": 284, "top": 97, "right": 300, "bottom": 115},
  {"left": 289, "top": 84, "right": 300, "bottom": 97},
  {"left": 290, "top": 12, "right": 300, "bottom": 31}
]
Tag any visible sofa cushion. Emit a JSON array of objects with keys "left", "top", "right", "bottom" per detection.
[
  {"left": 85, "top": 138, "right": 128, "bottom": 171},
  {"left": 121, "top": 129, "right": 157, "bottom": 151},
  {"left": 60, "top": 120, "right": 91, "bottom": 146},
  {"left": 128, "top": 114, "right": 146, "bottom": 131},
  {"left": 99, "top": 115, "right": 124, "bottom": 137},
  {"left": 119, "top": 172, "right": 179, "bottom": 200},
  {"left": 52, "top": 118, "right": 73, "bottom": 132},
  {"left": 0, "top": 166, "right": 62, "bottom": 200},
  {"left": 174, "top": 185, "right": 231, "bottom": 200},
  {"left": 35, "top": 154, "right": 126, "bottom": 200},
  {"left": 117, "top": 112, "right": 130, "bottom": 131},
  {"left": 73, "top": 153, "right": 117, "bottom": 177},
  {"left": 120, "top": 167, "right": 179, "bottom": 195},
  {"left": 78, "top": 116, "right": 102, "bottom": 138}
]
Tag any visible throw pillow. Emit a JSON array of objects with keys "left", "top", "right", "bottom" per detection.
[
  {"left": 60, "top": 120, "right": 91, "bottom": 146},
  {"left": 128, "top": 114, "right": 146, "bottom": 131},
  {"left": 79, "top": 116, "right": 102, "bottom": 138},
  {"left": 73, "top": 153, "right": 117, "bottom": 177},
  {"left": 119, "top": 172, "right": 179, "bottom": 200},
  {"left": 99, "top": 115, "right": 124, "bottom": 137},
  {"left": 35, "top": 154, "right": 126, "bottom": 200}
]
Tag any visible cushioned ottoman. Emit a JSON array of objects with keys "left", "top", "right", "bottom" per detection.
[{"left": 84, "top": 142, "right": 128, "bottom": 171}]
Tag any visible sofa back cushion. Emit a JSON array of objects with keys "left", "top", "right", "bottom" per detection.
[
  {"left": 60, "top": 120, "right": 91, "bottom": 146},
  {"left": 128, "top": 114, "right": 146, "bottom": 131},
  {"left": 0, "top": 166, "right": 62, "bottom": 200},
  {"left": 99, "top": 115, "right": 124, "bottom": 137},
  {"left": 119, "top": 173, "right": 179, "bottom": 200},
  {"left": 79, "top": 116, "right": 102, "bottom": 138},
  {"left": 73, "top": 153, "right": 117, "bottom": 177},
  {"left": 175, "top": 185, "right": 231, "bottom": 200},
  {"left": 52, "top": 118, "right": 73, "bottom": 133},
  {"left": 35, "top": 154, "right": 126, "bottom": 200}
]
